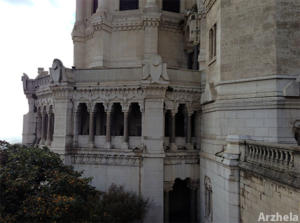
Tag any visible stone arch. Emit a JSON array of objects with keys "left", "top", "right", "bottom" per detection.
[
  {"left": 111, "top": 103, "right": 124, "bottom": 136},
  {"left": 128, "top": 103, "right": 141, "bottom": 136},
  {"left": 168, "top": 178, "right": 196, "bottom": 223}
]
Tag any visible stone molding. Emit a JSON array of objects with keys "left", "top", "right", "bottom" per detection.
[
  {"left": 70, "top": 153, "right": 142, "bottom": 167},
  {"left": 164, "top": 152, "right": 200, "bottom": 165},
  {"left": 72, "top": 11, "right": 184, "bottom": 42}
]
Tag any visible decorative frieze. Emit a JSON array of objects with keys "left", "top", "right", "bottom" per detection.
[
  {"left": 164, "top": 152, "right": 199, "bottom": 165},
  {"left": 70, "top": 153, "right": 142, "bottom": 167}
]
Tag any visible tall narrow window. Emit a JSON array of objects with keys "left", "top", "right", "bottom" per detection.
[
  {"left": 209, "top": 23, "right": 217, "bottom": 61},
  {"left": 120, "top": 0, "right": 139, "bottom": 11},
  {"left": 92, "top": 0, "right": 98, "bottom": 14},
  {"left": 163, "top": 0, "right": 180, "bottom": 13}
]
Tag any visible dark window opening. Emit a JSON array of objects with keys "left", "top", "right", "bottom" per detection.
[
  {"left": 129, "top": 103, "right": 142, "bottom": 136},
  {"left": 191, "top": 113, "right": 196, "bottom": 137},
  {"left": 111, "top": 103, "right": 124, "bottom": 136},
  {"left": 78, "top": 103, "right": 89, "bottom": 135},
  {"left": 94, "top": 103, "right": 106, "bottom": 136},
  {"left": 209, "top": 24, "right": 217, "bottom": 60},
  {"left": 93, "top": 0, "right": 98, "bottom": 14},
  {"left": 175, "top": 104, "right": 186, "bottom": 137},
  {"left": 169, "top": 178, "right": 192, "bottom": 223},
  {"left": 165, "top": 110, "right": 172, "bottom": 137},
  {"left": 120, "top": 0, "right": 139, "bottom": 11},
  {"left": 163, "top": 0, "right": 180, "bottom": 13}
]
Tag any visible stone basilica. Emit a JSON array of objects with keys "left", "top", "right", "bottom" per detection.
[{"left": 22, "top": 0, "right": 300, "bottom": 222}]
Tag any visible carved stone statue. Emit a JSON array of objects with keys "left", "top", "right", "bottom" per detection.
[
  {"left": 142, "top": 55, "right": 169, "bottom": 84},
  {"left": 50, "top": 59, "right": 65, "bottom": 84}
]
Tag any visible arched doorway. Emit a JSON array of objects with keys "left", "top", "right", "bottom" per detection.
[{"left": 166, "top": 178, "right": 198, "bottom": 223}]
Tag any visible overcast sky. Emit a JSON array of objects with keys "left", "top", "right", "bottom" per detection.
[{"left": 0, "top": 0, "right": 75, "bottom": 142}]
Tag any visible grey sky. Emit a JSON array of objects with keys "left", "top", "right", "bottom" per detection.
[{"left": 0, "top": 0, "right": 75, "bottom": 143}]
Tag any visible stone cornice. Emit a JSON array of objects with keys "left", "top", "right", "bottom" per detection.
[
  {"left": 70, "top": 152, "right": 142, "bottom": 167},
  {"left": 164, "top": 151, "right": 200, "bottom": 165}
]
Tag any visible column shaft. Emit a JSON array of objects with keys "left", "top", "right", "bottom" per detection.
[
  {"left": 89, "top": 112, "right": 95, "bottom": 148},
  {"left": 170, "top": 113, "right": 176, "bottom": 143},
  {"left": 124, "top": 112, "right": 129, "bottom": 143},
  {"left": 106, "top": 112, "right": 111, "bottom": 143},
  {"left": 187, "top": 114, "right": 192, "bottom": 144}
]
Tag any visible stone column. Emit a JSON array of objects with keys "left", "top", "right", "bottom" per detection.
[
  {"left": 143, "top": 0, "right": 160, "bottom": 59},
  {"left": 105, "top": 105, "right": 112, "bottom": 149},
  {"left": 73, "top": 110, "right": 79, "bottom": 148},
  {"left": 170, "top": 110, "right": 177, "bottom": 151},
  {"left": 36, "top": 112, "right": 42, "bottom": 145},
  {"left": 97, "top": 0, "right": 108, "bottom": 12},
  {"left": 122, "top": 109, "right": 129, "bottom": 149},
  {"left": 76, "top": 0, "right": 85, "bottom": 21},
  {"left": 186, "top": 112, "right": 193, "bottom": 150},
  {"left": 145, "top": 0, "right": 158, "bottom": 8},
  {"left": 88, "top": 105, "right": 95, "bottom": 148},
  {"left": 46, "top": 110, "right": 52, "bottom": 146},
  {"left": 40, "top": 111, "right": 46, "bottom": 145}
]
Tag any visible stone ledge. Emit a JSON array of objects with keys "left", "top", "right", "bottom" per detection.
[{"left": 239, "top": 162, "right": 300, "bottom": 190}]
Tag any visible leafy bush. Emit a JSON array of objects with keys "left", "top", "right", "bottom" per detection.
[
  {"left": 0, "top": 142, "right": 100, "bottom": 223},
  {"left": 0, "top": 142, "right": 149, "bottom": 223},
  {"left": 96, "top": 184, "right": 149, "bottom": 223}
]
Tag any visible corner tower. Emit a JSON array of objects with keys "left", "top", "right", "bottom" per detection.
[
  {"left": 22, "top": 1, "right": 202, "bottom": 223},
  {"left": 72, "top": 0, "right": 196, "bottom": 69}
]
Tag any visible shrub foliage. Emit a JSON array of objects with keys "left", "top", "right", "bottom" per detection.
[{"left": 0, "top": 141, "right": 148, "bottom": 223}]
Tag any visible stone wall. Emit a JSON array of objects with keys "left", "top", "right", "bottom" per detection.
[
  {"left": 275, "top": 0, "right": 300, "bottom": 76},
  {"left": 240, "top": 170, "right": 300, "bottom": 223},
  {"left": 220, "top": 0, "right": 277, "bottom": 81}
]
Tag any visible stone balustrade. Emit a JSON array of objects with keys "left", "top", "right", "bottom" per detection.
[{"left": 243, "top": 140, "right": 300, "bottom": 171}]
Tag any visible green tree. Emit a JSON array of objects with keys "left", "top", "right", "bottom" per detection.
[
  {"left": 96, "top": 184, "right": 149, "bottom": 223},
  {"left": 0, "top": 142, "right": 100, "bottom": 223},
  {"left": 0, "top": 141, "right": 149, "bottom": 223}
]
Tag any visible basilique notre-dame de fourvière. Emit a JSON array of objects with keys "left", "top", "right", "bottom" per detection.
[{"left": 22, "top": 0, "right": 300, "bottom": 222}]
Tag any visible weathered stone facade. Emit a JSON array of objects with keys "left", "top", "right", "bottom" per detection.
[{"left": 22, "top": 0, "right": 300, "bottom": 222}]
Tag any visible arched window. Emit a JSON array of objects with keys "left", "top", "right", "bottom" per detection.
[
  {"left": 111, "top": 103, "right": 124, "bottom": 136},
  {"left": 128, "top": 103, "right": 142, "bottom": 136},
  {"left": 92, "top": 0, "right": 98, "bottom": 14},
  {"left": 94, "top": 103, "right": 106, "bottom": 136},
  {"left": 175, "top": 104, "right": 186, "bottom": 137},
  {"left": 120, "top": 0, "right": 139, "bottom": 11},
  {"left": 163, "top": 0, "right": 180, "bottom": 13},
  {"left": 78, "top": 103, "right": 89, "bottom": 135}
]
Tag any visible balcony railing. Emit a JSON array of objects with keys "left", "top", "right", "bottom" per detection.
[{"left": 243, "top": 140, "right": 300, "bottom": 171}]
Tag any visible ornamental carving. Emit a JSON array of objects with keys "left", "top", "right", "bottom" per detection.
[
  {"left": 71, "top": 153, "right": 142, "bottom": 167},
  {"left": 142, "top": 55, "right": 169, "bottom": 84}
]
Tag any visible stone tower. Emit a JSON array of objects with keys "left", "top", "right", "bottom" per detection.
[
  {"left": 22, "top": 0, "right": 300, "bottom": 222},
  {"left": 22, "top": 0, "right": 202, "bottom": 222}
]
